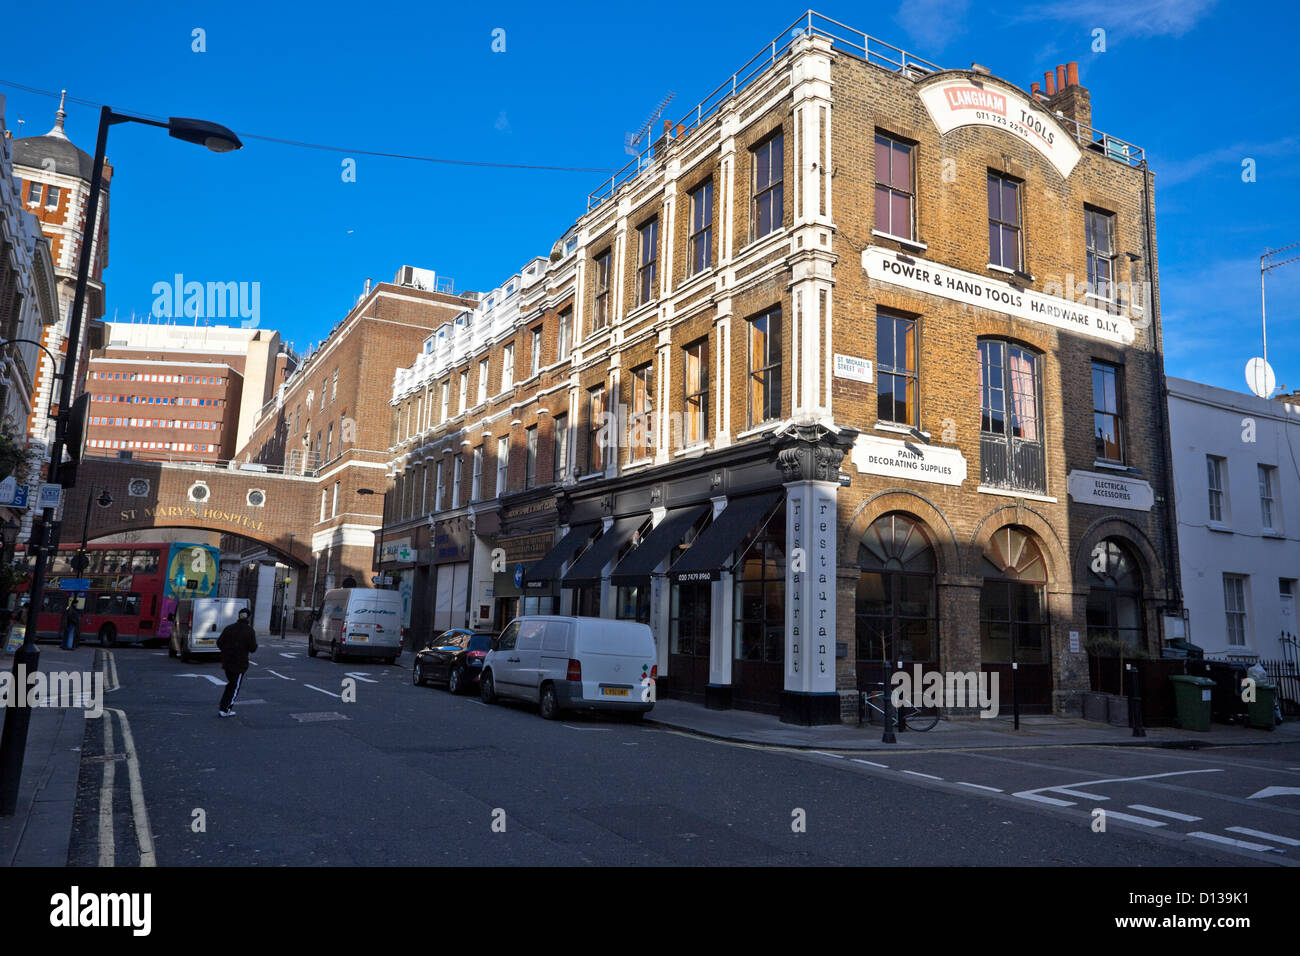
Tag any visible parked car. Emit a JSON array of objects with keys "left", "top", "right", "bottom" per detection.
[
  {"left": 306, "top": 588, "right": 404, "bottom": 663},
  {"left": 412, "top": 629, "right": 494, "bottom": 693},
  {"left": 480, "top": 616, "right": 656, "bottom": 720},
  {"left": 168, "top": 597, "right": 251, "bottom": 662}
]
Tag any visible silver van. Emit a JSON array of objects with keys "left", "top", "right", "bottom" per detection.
[
  {"left": 168, "top": 597, "right": 251, "bottom": 662},
  {"left": 307, "top": 588, "right": 404, "bottom": 663},
  {"left": 480, "top": 616, "right": 656, "bottom": 720}
]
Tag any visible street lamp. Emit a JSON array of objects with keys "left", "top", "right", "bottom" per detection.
[
  {"left": 0, "top": 104, "right": 242, "bottom": 817},
  {"left": 71, "top": 489, "right": 112, "bottom": 575},
  {"left": 281, "top": 532, "right": 295, "bottom": 640}
]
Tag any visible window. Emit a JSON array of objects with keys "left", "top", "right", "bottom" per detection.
[
  {"left": 525, "top": 425, "right": 538, "bottom": 486},
  {"left": 688, "top": 180, "right": 714, "bottom": 275},
  {"left": 331, "top": 368, "right": 339, "bottom": 401},
  {"left": 592, "top": 251, "right": 611, "bottom": 332},
  {"left": 1085, "top": 207, "right": 1116, "bottom": 301},
  {"left": 1223, "top": 574, "right": 1248, "bottom": 647},
  {"left": 1259, "top": 464, "right": 1278, "bottom": 531},
  {"left": 332, "top": 481, "right": 340, "bottom": 517},
  {"left": 44, "top": 184, "right": 60, "bottom": 208},
  {"left": 747, "top": 308, "right": 782, "bottom": 427},
  {"left": 987, "top": 171, "right": 1022, "bottom": 271},
  {"left": 876, "top": 310, "right": 917, "bottom": 427},
  {"left": 733, "top": 501, "right": 786, "bottom": 663},
  {"left": 557, "top": 308, "right": 573, "bottom": 361},
  {"left": 979, "top": 341, "right": 1044, "bottom": 493},
  {"left": 531, "top": 327, "right": 543, "bottom": 374},
  {"left": 458, "top": 370, "right": 469, "bottom": 414},
  {"left": 501, "top": 344, "right": 514, "bottom": 391},
  {"left": 325, "top": 423, "right": 333, "bottom": 461},
  {"left": 321, "top": 378, "right": 329, "bottom": 409},
  {"left": 1207, "top": 455, "right": 1226, "bottom": 523},
  {"left": 637, "top": 218, "right": 658, "bottom": 306},
  {"left": 477, "top": 358, "right": 489, "bottom": 406},
  {"left": 631, "top": 363, "right": 653, "bottom": 460},
  {"left": 979, "top": 527, "right": 1049, "bottom": 670},
  {"left": 26, "top": 182, "right": 42, "bottom": 205},
  {"left": 684, "top": 338, "right": 709, "bottom": 445},
  {"left": 1091, "top": 360, "right": 1124, "bottom": 463},
  {"left": 752, "top": 133, "right": 784, "bottom": 239},
  {"left": 586, "top": 385, "right": 605, "bottom": 474},
  {"left": 496, "top": 436, "right": 509, "bottom": 495},
  {"left": 440, "top": 380, "right": 450, "bottom": 422},
  {"left": 452, "top": 456, "right": 462, "bottom": 508},
  {"left": 1085, "top": 539, "right": 1144, "bottom": 653},
  {"left": 874, "top": 133, "right": 915, "bottom": 239},
  {"left": 856, "top": 515, "right": 936, "bottom": 667},
  {"left": 553, "top": 413, "right": 569, "bottom": 481}
]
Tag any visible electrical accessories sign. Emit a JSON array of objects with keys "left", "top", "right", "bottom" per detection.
[{"left": 918, "top": 77, "right": 1082, "bottom": 178}]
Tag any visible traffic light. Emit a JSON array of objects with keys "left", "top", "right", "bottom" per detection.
[{"left": 65, "top": 393, "right": 91, "bottom": 466}]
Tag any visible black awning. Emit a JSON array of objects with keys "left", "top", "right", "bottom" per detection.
[
  {"left": 668, "top": 490, "right": 783, "bottom": 581},
  {"left": 561, "top": 515, "right": 647, "bottom": 587},
  {"left": 521, "top": 522, "right": 600, "bottom": 585},
  {"left": 609, "top": 504, "right": 711, "bottom": 582}
]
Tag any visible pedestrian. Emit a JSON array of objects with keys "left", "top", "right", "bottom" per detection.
[
  {"left": 216, "top": 608, "right": 258, "bottom": 718},
  {"left": 61, "top": 599, "right": 81, "bottom": 650}
]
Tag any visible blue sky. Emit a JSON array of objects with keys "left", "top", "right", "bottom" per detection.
[{"left": 3, "top": 0, "right": 1297, "bottom": 396}]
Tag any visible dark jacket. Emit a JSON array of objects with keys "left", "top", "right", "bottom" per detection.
[{"left": 217, "top": 619, "right": 258, "bottom": 671}]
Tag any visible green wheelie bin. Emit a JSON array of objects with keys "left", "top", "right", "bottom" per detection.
[
  {"left": 1169, "top": 674, "right": 1215, "bottom": 732},
  {"left": 1247, "top": 682, "right": 1278, "bottom": 730}
]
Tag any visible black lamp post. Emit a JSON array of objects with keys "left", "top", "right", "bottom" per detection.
[
  {"left": 0, "top": 106, "right": 242, "bottom": 816},
  {"left": 71, "top": 489, "right": 112, "bottom": 575}
]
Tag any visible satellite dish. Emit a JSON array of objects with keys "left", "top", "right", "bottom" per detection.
[{"left": 1246, "top": 357, "right": 1276, "bottom": 398}]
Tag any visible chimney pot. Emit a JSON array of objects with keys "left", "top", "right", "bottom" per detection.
[
  {"left": 663, "top": 120, "right": 671, "bottom": 136},
  {"left": 676, "top": 123, "right": 685, "bottom": 138},
  {"left": 1056, "top": 64, "right": 1067, "bottom": 92},
  {"left": 1044, "top": 71, "right": 1056, "bottom": 96},
  {"left": 1066, "top": 61, "right": 1080, "bottom": 88},
  {"left": 1030, "top": 81, "right": 1041, "bottom": 96}
]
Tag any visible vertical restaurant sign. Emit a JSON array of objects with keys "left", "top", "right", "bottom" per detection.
[{"left": 917, "top": 77, "right": 1082, "bottom": 178}]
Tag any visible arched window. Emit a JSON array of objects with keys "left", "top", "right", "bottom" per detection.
[
  {"left": 1086, "top": 538, "right": 1144, "bottom": 652},
  {"left": 979, "top": 340, "right": 1045, "bottom": 493},
  {"left": 979, "top": 526, "right": 1048, "bottom": 665},
  {"left": 856, "top": 514, "right": 937, "bottom": 666}
]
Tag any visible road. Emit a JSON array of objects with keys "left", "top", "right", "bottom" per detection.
[{"left": 68, "top": 638, "right": 1300, "bottom": 866}]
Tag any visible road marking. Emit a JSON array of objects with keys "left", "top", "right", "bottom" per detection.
[
  {"left": 958, "top": 782, "right": 1004, "bottom": 792},
  {"left": 1014, "top": 792, "right": 1076, "bottom": 807},
  {"left": 344, "top": 672, "right": 379, "bottom": 684},
  {"left": 1102, "top": 810, "right": 1166, "bottom": 828},
  {"left": 279, "top": 653, "right": 298, "bottom": 659},
  {"left": 109, "top": 708, "right": 156, "bottom": 867},
  {"left": 1188, "top": 831, "right": 1278, "bottom": 852},
  {"left": 1225, "top": 826, "right": 1300, "bottom": 846},
  {"left": 303, "top": 683, "right": 342, "bottom": 698},
  {"left": 903, "top": 770, "right": 942, "bottom": 780},
  {"left": 852, "top": 759, "right": 888, "bottom": 768},
  {"left": 561, "top": 724, "right": 612, "bottom": 732},
  {"left": 98, "top": 709, "right": 115, "bottom": 868},
  {"left": 102, "top": 652, "right": 119, "bottom": 692},
  {"left": 811, "top": 751, "right": 845, "bottom": 759},
  {"left": 175, "top": 673, "right": 225, "bottom": 686},
  {"left": 266, "top": 670, "right": 293, "bottom": 681},
  {"left": 1248, "top": 786, "right": 1300, "bottom": 800},
  {"left": 1051, "top": 787, "right": 1109, "bottom": 800},
  {"left": 1128, "top": 804, "right": 1201, "bottom": 822},
  {"left": 247, "top": 659, "right": 259, "bottom": 667}
]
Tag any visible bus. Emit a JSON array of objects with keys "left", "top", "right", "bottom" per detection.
[{"left": 15, "top": 541, "right": 220, "bottom": 646}]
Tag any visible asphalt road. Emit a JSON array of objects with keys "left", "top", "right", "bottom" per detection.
[{"left": 67, "top": 637, "right": 1299, "bottom": 867}]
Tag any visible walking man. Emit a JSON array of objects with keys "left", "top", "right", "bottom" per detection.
[{"left": 217, "top": 608, "right": 258, "bottom": 718}]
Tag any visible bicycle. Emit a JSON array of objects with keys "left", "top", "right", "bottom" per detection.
[{"left": 858, "top": 683, "right": 939, "bottom": 731}]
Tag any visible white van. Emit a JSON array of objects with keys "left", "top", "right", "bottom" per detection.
[
  {"left": 168, "top": 597, "right": 251, "bottom": 661},
  {"left": 480, "top": 616, "right": 656, "bottom": 720},
  {"left": 307, "top": 588, "right": 404, "bottom": 663}
]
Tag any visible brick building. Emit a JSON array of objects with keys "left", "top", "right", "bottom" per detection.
[
  {"left": 382, "top": 14, "right": 1181, "bottom": 723},
  {"left": 83, "top": 322, "right": 293, "bottom": 463},
  {"left": 11, "top": 93, "right": 111, "bottom": 454},
  {"left": 234, "top": 268, "right": 476, "bottom": 627}
]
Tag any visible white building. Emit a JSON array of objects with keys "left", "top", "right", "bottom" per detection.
[{"left": 1168, "top": 376, "right": 1300, "bottom": 662}]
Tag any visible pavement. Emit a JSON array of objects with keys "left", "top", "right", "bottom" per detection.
[{"left": 645, "top": 698, "right": 1300, "bottom": 750}]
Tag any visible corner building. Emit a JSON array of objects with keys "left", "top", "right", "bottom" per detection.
[{"left": 384, "top": 16, "right": 1181, "bottom": 724}]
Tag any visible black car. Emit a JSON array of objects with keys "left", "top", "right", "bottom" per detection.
[{"left": 412, "top": 629, "right": 495, "bottom": 694}]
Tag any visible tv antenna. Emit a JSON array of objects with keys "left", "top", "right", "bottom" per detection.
[
  {"left": 1260, "top": 240, "right": 1300, "bottom": 384},
  {"left": 625, "top": 92, "right": 676, "bottom": 157}
]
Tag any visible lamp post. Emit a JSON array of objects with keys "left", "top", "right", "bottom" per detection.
[
  {"left": 281, "top": 532, "right": 295, "bottom": 639},
  {"left": 0, "top": 105, "right": 242, "bottom": 816},
  {"left": 72, "top": 489, "right": 112, "bottom": 576}
]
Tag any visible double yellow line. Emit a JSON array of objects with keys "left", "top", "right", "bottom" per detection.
[{"left": 95, "top": 652, "right": 154, "bottom": 867}]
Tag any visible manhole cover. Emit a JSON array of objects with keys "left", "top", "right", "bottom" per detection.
[{"left": 290, "top": 711, "right": 348, "bottom": 723}]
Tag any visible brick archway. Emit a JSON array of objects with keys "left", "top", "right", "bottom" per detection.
[{"left": 65, "top": 458, "right": 317, "bottom": 565}]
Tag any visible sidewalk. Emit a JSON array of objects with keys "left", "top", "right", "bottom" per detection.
[
  {"left": 644, "top": 698, "right": 1300, "bottom": 751},
  {"left": 0, "top": 645, "right": 93, "bottom": 867}
]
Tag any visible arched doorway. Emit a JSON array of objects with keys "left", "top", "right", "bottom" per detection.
[
  {"left": 979, "top": 526, "right": 1052, "bottom": 713},
  {"left": 1085, "top": 538, "right": 1145, "bottom": 653},
  {"left": 856, "top": 514, "right": 938, "bottom": 691}
]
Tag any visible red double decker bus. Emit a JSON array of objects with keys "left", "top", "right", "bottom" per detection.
[{"left": 16, "top": 542, "right": 168, "bottom": 645}]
